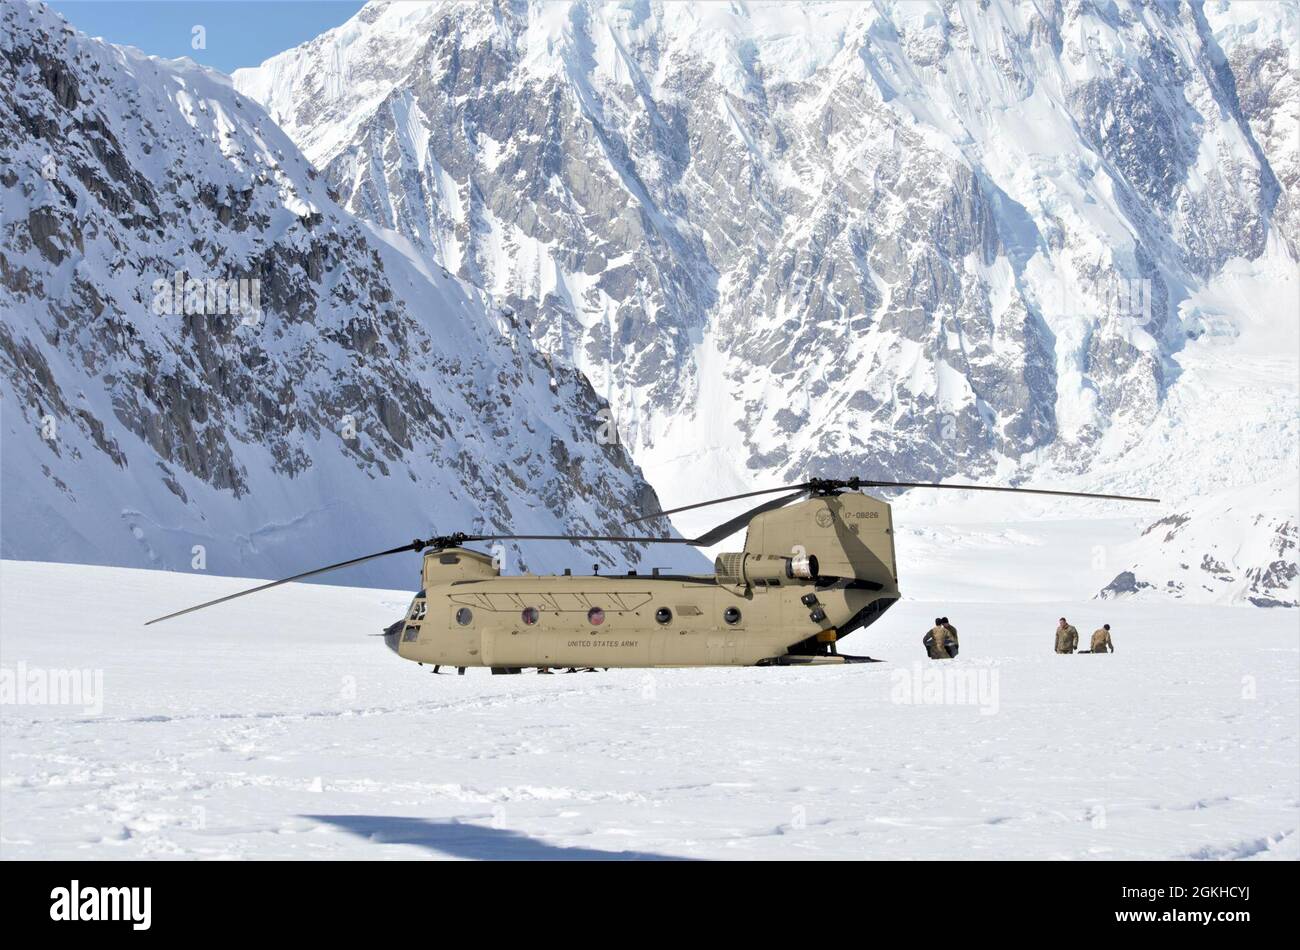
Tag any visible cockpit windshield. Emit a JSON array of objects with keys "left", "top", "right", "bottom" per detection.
[{"left": 409, "top": 591, "right": 427, "bottom": 621}]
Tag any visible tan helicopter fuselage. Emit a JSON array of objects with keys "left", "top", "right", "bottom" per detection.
[{"left": 389, "top": 492, "right": 900, "bottom": 669}]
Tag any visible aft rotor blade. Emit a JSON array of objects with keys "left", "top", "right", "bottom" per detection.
[
  {"left": 857, "top": 480, "right": 1159, "bottom": 503},
  {"left": 502, "top": 489, "right": 808, "bottom": 548},
  {"left": 631, "top": 478, "right": 1158, "bottom": 527},
  {"left": 691, "top": 489, "right": 809, "bottom": 547},
  {"left": 144, "top": 539, "right": 428, "bottom": 626},
  {"left": 482, "top": 534, "right": 695, "bottom": 545},
  {"left": 625, "top": 484, "right": 808, "bottom": 524},
  {"left": 486, "top": 497, "right": 811, "bottom": 547}
]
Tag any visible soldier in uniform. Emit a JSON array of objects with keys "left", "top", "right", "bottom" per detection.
[
  {"left": 1054, "top": 617, "right": 1079, "bottom": 654},
  {"left": 924, "top": 617, "right": 958, "bottom": 659},
  {"left": 941, "top": 617, "right": 959, "bottom": 656},
  {"left": 923, "top": 619, "right": 941, "bottom": 658},
  {"left": 1090, "top": 623, "right": 1114, "bottom": 653}
]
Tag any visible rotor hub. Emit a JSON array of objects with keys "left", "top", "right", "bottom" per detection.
[{"left": 806, "top": 477, "right": 863, "bottom": 496}]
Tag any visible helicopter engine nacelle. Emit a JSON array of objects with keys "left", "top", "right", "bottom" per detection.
[{"left": 713, "top": 552, "right": 818, "bottom": 587}]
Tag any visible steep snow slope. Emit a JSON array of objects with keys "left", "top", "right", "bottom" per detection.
[
  {"left": 0, "top": 1, "right": 703, "bottom": 588},
  {"left": 1098, "top": 478, "right": 1297, "bottom": 607},
  {"left": 2, "top": 559, "right": 1295, "bottom": 859},
  {"left": 234, "top": 0, "right": 1298, "bottom": 604},
  {"left": 235, "top": 0, "right": 1297, "bottom": 476}
]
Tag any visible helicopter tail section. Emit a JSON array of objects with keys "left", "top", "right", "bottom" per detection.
[
  {"left": 741, "top": 491, "right": 899, "bottom": 591},
  {"left": 730, "top": 491, "right": 901, "bottom": 659}
]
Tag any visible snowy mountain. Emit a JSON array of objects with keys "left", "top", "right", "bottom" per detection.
[
  {"left": 1098, "top": 477, "right": 1297, "bottom": 607},
  {"left": 1, "top": 1, "right": 1294, "bottom": 606},
  {"left": 0, "top": 0, "right": 699, "bottom": 589},
  {"left": 232, "top": 0, "right": 1298, "bottom": 605}
]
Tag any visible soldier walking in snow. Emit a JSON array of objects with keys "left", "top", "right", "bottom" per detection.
[
  {"left": 1054, "top": 617, "right": 1079, "bottom": 654},
  {"left": 1090, "top": 623, "right": 1114, "bottom": 653}
]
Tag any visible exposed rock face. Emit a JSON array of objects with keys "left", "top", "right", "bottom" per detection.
[
  {"left": 1098, "top": 571, "right": 1156, "bottom": 599},
  {"left": 1096, "top": 483, "right": 1298, "bottom": 608},
  {"left": 1204, "top": 0, "right": 1299, "bottom": 258},
  {"left": 235, "top": 0, "right": 1295, "bottom": 494},
  {"left": 0, "top": 1, "right": 695, "bottom": 588}
]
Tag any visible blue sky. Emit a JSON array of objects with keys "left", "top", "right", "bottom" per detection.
[{"left": 49, "top": 1, "right": 367, "bottom": 74}]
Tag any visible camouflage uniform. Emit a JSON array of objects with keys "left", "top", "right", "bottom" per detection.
[
  {"left": 1054, "top": 623, "right": 1079, "bottom": 654},
  {"left": 1090, "top": 627, "right": 1113, "bottom": 653},
  {"left": 924, "top": 624, "right": 958, "bottom": 659}
]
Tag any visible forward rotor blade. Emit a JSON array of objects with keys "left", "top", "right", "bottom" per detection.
[
  {"left": 144, "top": 539, "right": 428, "bottom": 626},
  {"left": 857, "top": 480, "right": 1159, "bottom": 503}
]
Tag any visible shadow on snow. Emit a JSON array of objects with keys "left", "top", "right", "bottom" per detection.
[{"left": 305, "top": 814, "right": 694, "bottom": 861}]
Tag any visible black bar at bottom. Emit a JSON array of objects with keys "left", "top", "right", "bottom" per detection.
[{"left": 5, "top": 859, "right": 1283, "bottom": 938}]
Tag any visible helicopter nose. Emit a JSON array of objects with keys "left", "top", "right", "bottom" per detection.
[{"left": 381, "top": 620, "right": 404, "bottom": 654}]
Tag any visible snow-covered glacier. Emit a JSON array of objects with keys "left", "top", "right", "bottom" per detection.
[{"left": 1, "top": 558, "right": 1295, "bottom": 859}]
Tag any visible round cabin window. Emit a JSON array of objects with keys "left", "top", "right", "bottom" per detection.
[
  {"left": 723, "top": 606, "right": 742, "bottom": 625},
  {"left": 455, "top": 607, "right": 473, "bottom": 626},
  {"left": 655, "top": 607, "right": 672, "bottom": 625},
  {"left": 521, "top": 607, "right": 540, "bottom": 626},
  {"left": 587, "top": 607, "right": 605, "bottom": 626}
]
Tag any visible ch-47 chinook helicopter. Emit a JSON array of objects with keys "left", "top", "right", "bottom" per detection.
[{"left": 147, "top": 476, "right": 1156, "bottom": 671}]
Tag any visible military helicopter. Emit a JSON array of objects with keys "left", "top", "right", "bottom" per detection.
[{"left": 146, "top": 477, "right": 1156, "bottom": 672}]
